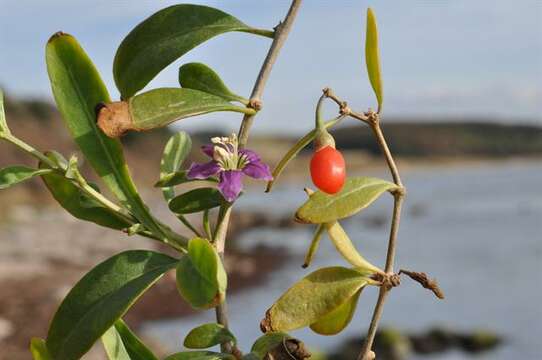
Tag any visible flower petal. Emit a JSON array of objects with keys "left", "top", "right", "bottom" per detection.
[
  {"left": 218, "top": 170, "right": 244, "bottom": 202},
  {"left": 242, "top": 160, "right": 273, "bottom": 181},
  {"left": 201, "top": 144, "right": 214, "bottom": 157},
  {"left": 239, "top": 149, "right": 261, "bottom": 163},
  {"left": 187, "top": 161, "right": 221, "bottom": 179}
]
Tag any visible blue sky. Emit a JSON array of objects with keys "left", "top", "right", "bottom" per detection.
[{"left": 1, "top": 1, "right": 541, "bottom": 134}]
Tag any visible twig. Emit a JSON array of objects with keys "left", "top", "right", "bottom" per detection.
[
  {"left": 399, "top": 269, "right": 445, "bottom": 299},
  {"left": 357, "top": 112, "right": 405, "bottom": 360},
  {"left": 214, "top": 2, "right": 302, "bottom": 353},
  {"left": 237, "top": 0, "right": 303, "bottom": 148}
]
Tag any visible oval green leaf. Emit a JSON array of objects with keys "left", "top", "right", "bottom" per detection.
[
  {"left": 160, "top": 131, "right": 192, "bottom": 202},
  {"left": 128, "top": 88, "right": 255, "bottom": 133},
  {"left": 179, "top": 62, "right": 247, "bottom": 104},
  {"left": 184, "top": 323, "right": 236, "bottom": 349},
  {"left": 262, "top": 267, "right": 367, "bottom": 332},
  {"left": 165, "top": 351, "right": 235, "bottom": 360},
  {"left": 30, "top": 338, "right": 53, "bottom": 360},
  {"left": 365, "top": 8, "right": 383, "bottom": 112},
  {"left": 40, "top": 163, "right": 131, "bottom": 230},
  {"left": 310, "top": 289, "right": 362, "bottom": 335},
  {"left": 176, "top": 238, "right": 227, "bottom": 309},
  {"left": 46, "top": 250, "right": 177, "bottom": 360},
  {"left": 169, "top": 188, "right": 223, "bottom": 214},
  {"left": 295, "top": 177, "right": 398, "bottom": 224},
  {"left": 250, "top": 332, "right": 291, "bottom": 359},
  {"left": 46, "top": 32, "right": 175, "bottom": 243},
  {"left": 325, "top": 221, "right": 382, "bottom": 274},
  {"left": 113, "top": 4, "right": 273, "bottom": 98},
  {"left": 266, "top": 117, "right": 344, "bottom": 192},
  {"left": 0, "top": 89, "right": 10, "bottom": 135},
  {"left": 0, "top": 166, "right": 52, "bottom": 190}
]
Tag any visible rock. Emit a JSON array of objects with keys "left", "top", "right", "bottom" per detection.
[
  {"left": 411, "top": 326, "right": 457, "bottom": 354},
  {"left": 458, "top": 329, "right": 502, "bottom": 353},
  {"left": 373, "top": 327, "right": 412, "bottom": 360}
]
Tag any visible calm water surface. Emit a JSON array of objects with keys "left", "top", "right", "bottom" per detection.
[{"left": 143, "top": 162, "right": 542, "bottom": 359}]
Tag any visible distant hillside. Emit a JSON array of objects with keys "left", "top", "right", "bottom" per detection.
[{"left": 329, "top": 121, "right": 542, "bottom": 157}]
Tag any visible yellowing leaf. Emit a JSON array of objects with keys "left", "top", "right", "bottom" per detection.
[
  {"left": 325, "top": 221, "right": 382, "bottom": 274},
  {"left": 262, "top": 267, "right": 367, "bottom": 332},
  {"left": 295, "top": 177, "right": 397, "bottom": 224},
  {"left": 310, "top": 289, "right": 362, "bottom": 335}
]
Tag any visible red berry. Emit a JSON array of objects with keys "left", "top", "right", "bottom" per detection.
[{"left": 310, "top": 146, "right": 346, "bottom": 194}]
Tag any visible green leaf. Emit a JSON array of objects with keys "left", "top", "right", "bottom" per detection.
[
  {"left": 302, "top": 224, "right": 324, "bottom": 268},
  {"left": 365, "top": 8, "right": 383, "bottom": 112},
  {"left": 266, "top": 117, "right": 343, "bottom": 192},
  {"left": 127, "top": 88, "right": 255, "bottom": 133},
  {"left": 160, "top": 131, "right": 192, "bottom": 202},
  {"left": 0, "top": 88, "right": 10, "bottom": 135},
  {"left": 250, "top": 332, "right": 290, "bottom": 359},
  {"left": 176, "top": 238, "right": 227, "bottom": 309},
  {"left": 46, "top": 32, "right": 176, "bottom": 244},
  {"left": 39, "top": 162, "right": 131, "bottom": 230},
  {"left": 242, "top": 354, "right": 260, "bottom": 360},
  {"left": 116, "top": 320, "right": 159, "bottom": 360},
  {"left": 113, "top": 4, "right": 273, "bottom": 98},
  {"left": 164, "top": 351, "right": 235, "bottom": 360},
  {"left": 295, "top": 177, "right": 397, "bottom": 224},
  {"left": 46, "top": 250, "right": 177, "bottom": 360},
  {"left": 184, "top": 323, "right": 236, "bottom": 349},
  {"left": 169, "top": 188, "right": 224, "bottom": 214},
  {"left": 262, "top": 267, "right": 368, "bottom": 332},
  {"left": 30, "top": 338, "right": 53, "bottom": 360},
  {"left": 155, "top": 171, "right": 218, "bottom": 188},
  {"left": 0, "top": 166, "right": 52, "bottom": 190},
  {"left": 179, "top": 63, "right": 247, "bottom": 103},
  {"left": 310, "top": 289, "right": 362, "bottom": 335},
  {"left": 102, "top": 326, "right": 131, "bottom": 360},
  {"left": 325, "top": 221, "right": 382, "bottom": 273},
  {"left": 104, "top": 320, "right": 158, "bottom": 360}
]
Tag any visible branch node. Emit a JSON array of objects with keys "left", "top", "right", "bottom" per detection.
[
  {"left": 391, "top": 186, "right": 406, "bottom": 197},
  {"left": 371, "top": 272, "right": 401, "bottom": 290},
  {"left": 248, "top": 98, "right": 263, "bottom": 111}
]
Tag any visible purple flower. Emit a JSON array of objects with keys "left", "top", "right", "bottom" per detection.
[{"left": 187, "top": 134, "right": 272, "bottom": 202}]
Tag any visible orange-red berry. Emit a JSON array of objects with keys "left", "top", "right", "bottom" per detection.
[{"left": 310, "top": 146, "right": 346, "bottom": 194}]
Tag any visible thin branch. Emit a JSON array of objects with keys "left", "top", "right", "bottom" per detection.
[
  {"left": 213, "top": 2, "right": 302, "bottom": 355},
  {"left": 212, "top": 1, "right": 302, "bottom": 354},
  {"left": 238, "top": 0, "right": 303, "bottom": 148},
  {"left": 358, "top": 114, "right": 405, "bottom": 360}
]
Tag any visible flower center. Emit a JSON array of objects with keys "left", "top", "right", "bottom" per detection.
[{"left": 211, "top": 133, "right": 249, "bottom": 171}]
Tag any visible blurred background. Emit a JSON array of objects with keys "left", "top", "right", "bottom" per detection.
[{"left": 0, "top": 1, "right": 541, "bottom": 359}]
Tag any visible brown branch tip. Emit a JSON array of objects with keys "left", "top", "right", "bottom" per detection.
[{"left": 399, "top": 269, "right": 445, "bottom": 299}]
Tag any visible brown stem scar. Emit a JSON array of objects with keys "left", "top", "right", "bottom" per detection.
[
  {"left": 96, "top": 101, "right": 133, "bottom": 138},
  {"left": 399, "top": 269, "right": 445, "bottom": 299}
]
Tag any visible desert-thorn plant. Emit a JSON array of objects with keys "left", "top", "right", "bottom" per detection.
[{"left": 0, "top": 2, "right": 442, "bottom": 360}]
